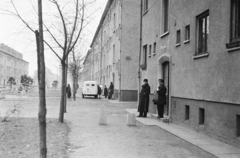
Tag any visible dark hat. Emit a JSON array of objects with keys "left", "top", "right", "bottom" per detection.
[
  {"left": 143, "top": 79, "right": 148, "bottom": 82},
  {"left": 159, "top": 79, "right": 164, "bottom": 83}
]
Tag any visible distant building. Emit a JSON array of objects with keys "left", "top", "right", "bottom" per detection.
[
  {"left": 34, "top": 67, "right": 58, "bottom": 87},
  {"left": 82, "top": 49, "right": 93, "bottom": 82},
  {"left": 88, "top": 0, "right": 140, "bottom": 101},
  {"left": 140, "top": 0, "right": 240, "bottom": 141},
  {"left": 0, "top": 43, "right": 29, "bottom": 87}
]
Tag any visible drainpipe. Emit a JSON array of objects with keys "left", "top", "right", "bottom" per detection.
[
  {"left": 119, "top": 0, "right": 123, "bottom": 101},
  {"left": 138, "top": 0, "right": 143, "bottom": 102},
  {"left": 168, "top": 56, "right": 172, "bottom": 122}
]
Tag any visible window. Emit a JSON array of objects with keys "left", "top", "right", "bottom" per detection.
[
  {"left": 185, "top": 25, "right": 190, "bottom": 42},
  {"left": 113, "top": 13, "right": 116, "bottom": 31},
  {"left": 176, "top": 29, "right": 181, "bottom": 46},
  {"left": 185, "top": 105, "right": 190, "bottom": 120},
  {"left": 237, "top": 115, "right": 240, "bottom": 137},
  {"left": 226, "top": 0, "right": 240, "bottom": 49},
  {"left": 113, "top": 44, "right": 115, "bottom": 63},
  {"left": 199, "top": 108, "right": 205, "bottom": 125},
  {"left": 197, "top": 10, "right": 209, "bottom": 55},
  {"left": 162, "top": 0, "right": 169, "bottom": 34},
  {"left": 153, "top": 42, "right": 156, "bottom": 55},
  {"left": 149, "top": 45, "right": 152, "bottom": 57},
  {"left": 141, "top": 45, "right": 147, "bottom": 69},
  {"left": 143, "top": 0, "right": 148, "bottom": 13}
]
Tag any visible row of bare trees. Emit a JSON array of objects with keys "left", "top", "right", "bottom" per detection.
[{"left": 1, "top": 0, "right": 96, "bottom": 157}]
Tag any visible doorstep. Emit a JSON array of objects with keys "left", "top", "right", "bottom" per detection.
[{"left": 126, "top": 109, "right": 240, "bottom": 158}]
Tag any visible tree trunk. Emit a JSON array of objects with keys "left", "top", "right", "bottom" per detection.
[
  {"left": 73, "top": 76, "right": 78, "bottom": 101},
  {"left": 36, "top": 0, "right": 47, "bottom": 157},
  {"left": 64, "top": 56, "right": 68, "bottom": 113},
  {"left": 59, "top": 62, "right": 66, "bottom": 123}
]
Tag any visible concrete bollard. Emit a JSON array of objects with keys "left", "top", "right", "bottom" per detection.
[
  {"left": 99, "top": 105, "right": 107, "bottom": 125},
  {"left": 127, "top": 113, "right": 136, "bottom": 126}
]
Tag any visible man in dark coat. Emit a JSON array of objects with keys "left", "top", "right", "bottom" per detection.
[
  {"left": 108, "top": 82, "right": 114, "bottom": 100},
  {"left": 156, "top": 79, "right": 167, "bottom": 118},
  {"left": 138, "top": 79, "right": 151, "bottom": 118},
  {"left": 66, "top": 84, "right": 71, "bottom": 99},
  {"left": 104, "top": 85, "right": 108, "bottom": 98},
  {"left": 97, "top": 85, "right": 102, "bottom": 99}
]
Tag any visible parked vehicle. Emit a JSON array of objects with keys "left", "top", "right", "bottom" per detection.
[{"left": 82, "top": 81, "right": 98, "bottom": 98}]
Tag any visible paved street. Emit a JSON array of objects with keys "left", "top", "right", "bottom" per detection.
[{"left": 0, "top": 89, "right": 217, "bottom": 158}]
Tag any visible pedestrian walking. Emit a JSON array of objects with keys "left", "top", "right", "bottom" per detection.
[
  {"left": 104, "top": 85, "right": 108, "bottom": 98},
  {"left": 108, "top": 82, "right": 114, "bottom": 99},
  {"left": 138, "top": 79, "right": 151, "bottom": 118},
  {"left": 66, "top": 84, "right": 72, "bottom": 99},
  {"left": 156, "top": 79, "right": 167, "bottom": 118},
  {"left": 97, "top": 85, "right": 102, "bottom": 99}
]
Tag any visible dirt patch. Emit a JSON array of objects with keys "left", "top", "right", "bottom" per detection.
[{"left": 0, "top": 118, "right": 69, "bottom": 158}]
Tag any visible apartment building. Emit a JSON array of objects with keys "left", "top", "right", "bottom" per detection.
[
  {"left": 0, "top": 43, "right": 29, "bottom": 87},
  {"left": 140, "top": 0, "right": 240, "bottom": 141},
  {"left": 89, "top": 0, "right": 140, "bottom": 101}
]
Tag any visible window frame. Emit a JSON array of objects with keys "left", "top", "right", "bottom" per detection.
[
  {"left": 184, "top": 25, "right": 190, "bottom": 43},
  {"left": 143, "top": 0, "right": 148, "bottom": 14},
  {"left": 196, "top": 10, "right": 209, "bottom": 56},
  {"left": 148, "top": 45, "right": 152, "bottom": 57},
  {"left": 176, "top": 29, "right": 181, "bottom": 46},
  {"left": 226, "top": 0, "right": 240, "bottom": 50},
  {"left": 153, "top": 42, "right": 156, "bottom": 55},
  {"left": 162, "top": 0, "right": 170, "bottom": 35},
  {"left": 141, "top": 44, "right": 147, "bottom": 69}
]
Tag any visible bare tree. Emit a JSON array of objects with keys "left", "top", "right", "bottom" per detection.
[
  {"left": 1, "top": 0, "right": 96, "bottom": 123},
  {"left": 68, "top": 50, "right": 84, "bottom": 101},
  {"left": 36, "top": 0, "right": 47, "bottom": 157}
]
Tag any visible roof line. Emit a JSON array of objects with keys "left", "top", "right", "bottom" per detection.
[
  {"left": 0, "top": 50, "right": 29, "bottom": 63},
  {"left": 90, "top": 0, "right": 113, "bottom": 47}
]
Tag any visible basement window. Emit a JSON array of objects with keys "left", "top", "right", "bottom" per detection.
[
  {"left": 199, "top": 108, "right": 205, "bottom": 125},
  {"left": 185, "top": 105, "right": 190, "bottom": 120},
  {"left": 237, "top": 115, "right": 240, "bottom": 137}
]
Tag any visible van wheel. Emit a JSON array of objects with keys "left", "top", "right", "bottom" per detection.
[
  {"left": 94, "top": 95, "right": 97, "bottom": 99},
  {"left": 82, "top": 94, "right": 84, "bottom": 98}
]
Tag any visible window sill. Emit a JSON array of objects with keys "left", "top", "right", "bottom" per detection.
[
  {"left": 142, "top": 10, "right": 148, "bottom": 16},
  {"left": 184, "top": 40, "right": 190, "bottom": 44},
  {"left": 153, "top": 53, "right": 156, "bottom": 56},
  {"left": 175, "top": 43, "right": 180, "bottom": 47},
  {"left": 226, "top": 46, "right": 240, "bottom": 52},
  {"left": 148, "top": 55, "right": 151, "bottom": 58},
  {"left": 193, "top": 53, "right": 209, "bottom": 60},
  {"left": 160, "top": 31, "right": 169, "bottom": 38}
]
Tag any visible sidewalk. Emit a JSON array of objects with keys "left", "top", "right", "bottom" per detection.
[{"left": 126, "top": 109, "right": 240, "bottom": 158}]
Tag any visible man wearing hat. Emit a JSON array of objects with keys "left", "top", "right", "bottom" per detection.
[
  {"left": 156, "top": 79, "right": 167, "bottom": 118},
  {"left": 138, "top": 79, "right": 151, "bottom": 117}
]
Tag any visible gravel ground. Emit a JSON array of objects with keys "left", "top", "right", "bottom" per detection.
[
  {"left": 0, "top": 90, "right": 217, "bottom": 158},
  {"left": 66, "top": 97, "right": 216, "bottom": 158},
  {"left": 0, "top": 118, "right": 69, "bottom": 158}
]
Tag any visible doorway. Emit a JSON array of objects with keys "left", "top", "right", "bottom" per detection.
[{"left": 162, "top": 61, "right": 170, "bottom": 116}]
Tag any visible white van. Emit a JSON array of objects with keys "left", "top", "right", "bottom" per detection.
[{"left": 82, "top": 81, "right": 98, "bottom": 98}]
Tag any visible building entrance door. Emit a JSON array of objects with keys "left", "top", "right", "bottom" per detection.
[{"left": 162, "top": 61, "right": 169, "bottom": 115}]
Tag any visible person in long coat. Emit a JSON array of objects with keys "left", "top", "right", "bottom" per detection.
[
  {"left": 108, "top": 82, "right": 114, "bottom": 99},
  {"left": 156, "top": 79, "right": 167, "bottom": 118},
  {"left": 138, "top": 79, "right": 151, "bottom": 118},
  {"left": 66, "top": 84, "right": 71, "bottom": 99},
  {"left": 104, "top": 85, "right": 108, "bottom": 98}
]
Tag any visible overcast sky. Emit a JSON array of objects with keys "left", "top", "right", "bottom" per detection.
[{"left": 0, "top": 0, "right": 107, "bottom": 77}]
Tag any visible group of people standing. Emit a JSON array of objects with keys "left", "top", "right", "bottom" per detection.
[
  {"left": 103, "top": 82, "right": 114, "bottom": 100},
  {"left": 138, "top": 79, "right": 167, "bottom": 118}
]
